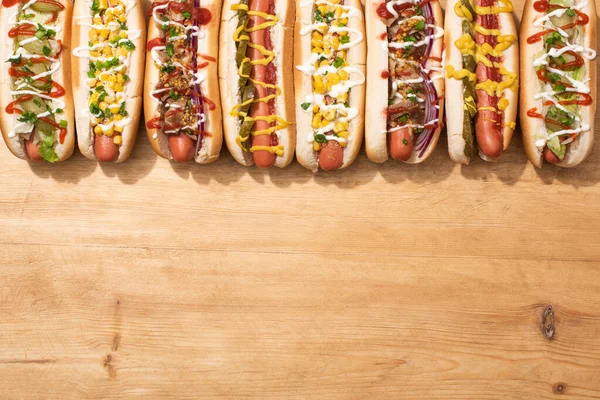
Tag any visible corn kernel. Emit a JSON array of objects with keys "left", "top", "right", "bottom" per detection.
[
  {"left": 88, "top": 78, "right": 97, "bottom": 88},
  {"left": 100, "top": 0, "right": 108, "bottom": 9},
  {"left": 99, "top": 102, "right": 108, "bottom": 111},
  {"left": 107, "top": 75, "right": 117, "bottom": 83},
  {"left": 314, "top": 75, "right": 323, "bottom": 84},
  {"left": 104, "top": 126, "right": 114, "bottom": 137},
  {"left": 90, "top": 51, "right": 100, "bottom": 58},
  {"left": 312, "top": 31, "right": 323, "bottom": 40},
  {"left": 319, "top": 60, "right": 329, "bottom": 68},
  {"left": 335, "top": 6, "right": 343, "bottom": 16},
  {"left": 117, "top": 74, "right": 125, "bottom": 84},
  {"left": 94, "top": 125, "right": 103, "bottom": 135},
  {"left": 89, "top": 30, "right": 98, "bottom": 40},
  {"left": 311, "top": 38, "right": 323, "bottom": 48},
  {"left": 327, "top": 73, "right": 341, "bottom": 85},
  {"left": 312, "top": 114, "right": 322, "bottom": 129},
  {"left": 313, "top": 142, "right": 321, "bottom": 151},
  {"left": 320, "top": 119, "right": 330, "bottom": 128},
  {"left": 115, "top": 114, "right": 124, "bottom": 121},
  {"left": 323, "top": 109, "right": 336, "bottom": 121},
  {"left": 312, "top": 104, "right": 320, "bottom": 113},
  {"left": 339, "top": 70, "right": 349, "bottom": 80},
  {"left": 100, "top": 29, "right": 109, "bottom": 39},
  {"left": 332, "top": 36, "right": 340, "bottom": 49},
  {"left": 119, "top": 31, "right": 128, "bottom": 39},
  {"left": 339, "top": 18, "right": 348, "bottom": 26},
  {"left": 118, "top": 15, "right": 126, "bottom": 23},
  {"left": 312, "top": 47, "right": 323, "bottom": 54},
  {"left": 314, "top": 82, "right": 326, "bottom": 94},
  {"left": 337, "top": 50, "right": 347, "bottom": 59},
  {"left": 334, "top": 121, "right": 345, "bottom": 133},
  {"left": 93, "top": 16, "right": 102, "bottom": 25},
  {"left": 339, "top": 141, "right": 348, "bottom": 148},
  {"left": 118, "top": 47, "right": 128, "bottom": 57},
  {"left": 115, "top": 125, "right": 124, "bottom": 133},
  {"left": 318, "top": 5, "right": 328, "bottom": 14},
  {"left": 114, "top": 83, "right": 124, "bottom": 92},
  {"left": 338, "top": 130, "right": 349, "bottom": 138}
]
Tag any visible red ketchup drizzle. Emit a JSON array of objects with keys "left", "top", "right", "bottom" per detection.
[
  {"left": 381, "top": 70, "right": 390, "bottom": 79},
  {"left": 147, "top": 117, "right": 162, "bottom": 130},
  {"left": 147, "top": 37, "right": 166, "bottom": 51}
]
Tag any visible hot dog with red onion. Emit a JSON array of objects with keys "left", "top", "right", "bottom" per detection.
[
  {"left": 0, "top": 0, "right": 75, "bottom": 162},
  {"left": 220, "top": 0, "right": 296, "bottom": 168},
  {"left": 71, "top": 0, "right": 145, "bottom": 163},
  {"left": 365, "top": 0, "right": 445, "bottom": 164},
  {"left": 144, "top": 0, "right": 222, "bottom": 163},
  {"left": 520, "top": 0, "right": 596, "bottom": 167},
  {"left": 445, "top": 0, "right": 519, "bottom": 164}
]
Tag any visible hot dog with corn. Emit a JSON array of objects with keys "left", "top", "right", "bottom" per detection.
[
  {"left": 72, "top": 0, "right": 145, "bottom": 163},
  {"left": 295, "top": 0, "right": 366, "bottom": 172}
]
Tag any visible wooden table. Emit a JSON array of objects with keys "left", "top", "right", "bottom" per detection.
[{"left": 1, "top": 0, "right": 600, "bottom": 398}]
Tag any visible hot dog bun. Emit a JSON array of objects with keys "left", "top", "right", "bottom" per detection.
[
  {"left": 364, "top": 0, "right": 445, "bottom": 164},
  {"left": 445, "top": 0, "right": 519, "bottom": 164},
  {"left": 72, "top": 0, "right": 146, "bottom": 163},
  {"left": 219, "top": 0, "right": 296, "bottom": 168},
  {"left": 294, "top": 0, "right": 366, "bottom": 172},
  {"left": 0, "top": 0, "right": 75, "bottom": 162},
  {"left": 520, "top": 0, "right": 596, "bottom": 168},
  {"left": 144, "top": 0, "right": 223, "bottom": 164}
]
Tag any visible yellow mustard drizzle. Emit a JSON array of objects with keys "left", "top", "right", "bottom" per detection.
[
  {"left": 230, "top": 4, "right": 290, "bottom": 155},
  {"left": 447, "top": 0, "right": 517, "bottom": 129},
  {"left": 445, "top": 65, "right": 476, "bottom": 82}
]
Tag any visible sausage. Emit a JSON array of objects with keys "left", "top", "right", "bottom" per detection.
[
  {"left": 543, "top": 146, "right": 560, "bottom": 164},
  {"left": 169, "top": 134, "right": 195, "bottom": 162},
  {"left": 248, "top": 0, "right": 275, "bottom": 168},
  {"left": 25, "top": 138, "right": 42, "bottom": 162},
  {"left": 389, "top": 127, "right": 414, "bottom": 161},
  {"left": 319, "top": 141, "right": 343, "bottom": 171},
  {"left": 474, "top": 3, "right": 504, "bottom": 159},
  {"left": 94, "top": 135, "right": 120, "bottom": 162}
]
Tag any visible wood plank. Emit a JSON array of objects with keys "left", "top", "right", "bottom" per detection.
[{"left": 1, "top": 245, "right": 600, "bottom": 399}]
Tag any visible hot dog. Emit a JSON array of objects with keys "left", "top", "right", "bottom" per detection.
[
  {"left": 144, "top": 0, "right": 223, "bottom": 164},
  {"left": 365, "top": 0, "right": 445, "bottom": 164},
  {"left": 0, "top": 0, "right": 75, "bottom": 163},
  {"left": 71, "top": 0, "right": 145, "bottom": 163},
  {"left": 220, "top": 0, "right": 296, "bottom": 168},
  {"left": 294, "top": 0, "right": 366, "bottom": 172},
  {"left": 520, "top": 0, "right": 596, "bottom": 168},
  {"left": 445, "top": 0, "right": 519, "bottom": 164}
]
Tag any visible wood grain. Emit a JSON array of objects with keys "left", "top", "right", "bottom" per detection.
[{"left": 0, "top": 0, "right": 600, "bottom": 398}]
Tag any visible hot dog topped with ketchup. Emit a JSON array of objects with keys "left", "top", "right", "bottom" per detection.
[
  {"left": 0, "top": 0, "right": 75, "bottom": 163},
  {"left": 71, "top": 0, "right": 145, "bottom": 163},
  {"left": 144, "top": 0, "right": 223, "bottom": 164},
  {"left": 220, "top": 0, "right": 296, "bottom": 169},
  {"left": 365, "top": 0, "right": 445, "bottom": 164},
  {"left": 445, "top": 0, "right": 519, "bottom": 164},
  {"left": 520, "top": 0, "right": 596, "bottom": 168},
  {"left": 295, "top": 0, "right": 366, "bottom": 172}
]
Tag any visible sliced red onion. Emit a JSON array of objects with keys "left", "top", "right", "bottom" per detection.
[
  {"left": 420, "top": 2, "right": 434, "bottom": 70},
  {"left": 192, "top": 0, "right": 206, "bottom": 155},
  {"left": 414, "top": 1, "right": 438, "bottom": 157},
  {"left": 414, "top": 69, "right": 439, "bottom": 157}
]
